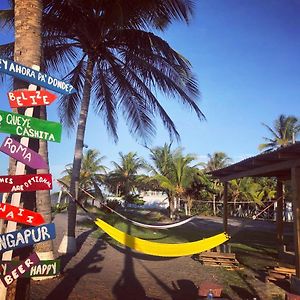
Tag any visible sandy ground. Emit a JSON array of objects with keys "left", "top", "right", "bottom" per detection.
[{"left": 30, "top": 213, "right": 291, "bottom": 300}]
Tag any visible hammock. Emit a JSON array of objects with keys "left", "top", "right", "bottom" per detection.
[
  {"left": 55, "top": 181, "right": 230, "bottom": 257},
  {"left": 94, "top": 218, "right": 229, "bottom": 257},
  {"left": 56, "top": 179, "right": 198, "bottom": 230}
]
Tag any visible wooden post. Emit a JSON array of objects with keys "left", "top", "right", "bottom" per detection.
[
  {"left": 276, "top": 180, "right": 284, "bottom": 248},
  {"left": 223, "top": 182, "right": 228, "bottom": 233},
  {"left": 291, "top": 167, "right": 300, "bottom": 280}
]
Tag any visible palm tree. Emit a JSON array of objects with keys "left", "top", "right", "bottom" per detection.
[
  {"left": 259, "top": 114, "right": 300, "bottom": 152},
  {"left": 2, "top": 1, "right": 204, "bottom": 253},
  {"left": 150, "top": 147, "right": 199, "bottom": 218},
  {"left": 205, "top": 152, "right": 231, "bottom": 215},
  {"left": 47, "top": 1, "right": 203, "bottom": 253},
  {"left": 106, "top": 152, "right": 145, "bottom": 204},
  {"left": 59, "top": 149, "right": 107, "bottom": 205},
  {"left": 206, "top": 152, "right": 232, "bottom": 172},
  {"left": 0, "top": 1, "right": 53, "bottom": 299}
]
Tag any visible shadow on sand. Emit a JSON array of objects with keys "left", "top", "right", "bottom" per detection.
[
  {"left": 111, "top": 224, "right": 199, "bottom": 300},
  {"left": 45, "top": 227, "right": 106, "bottom": 300}
]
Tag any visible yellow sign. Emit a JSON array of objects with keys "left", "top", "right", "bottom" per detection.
[{"left": 94, "top": 218, "right": 229, "bottom": 257}]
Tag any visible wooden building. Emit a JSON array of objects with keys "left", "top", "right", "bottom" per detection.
[{"left": 210, "top": 142, "right": 300, "bottom": 294}]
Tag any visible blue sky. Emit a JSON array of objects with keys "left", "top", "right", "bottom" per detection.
[{"left": 1, "top": 0, "right": 300, "bottom": 181}]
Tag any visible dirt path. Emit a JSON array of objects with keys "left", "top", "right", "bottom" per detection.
[{"left": 30, "top": 213, "right": 288, "bottom": 300}]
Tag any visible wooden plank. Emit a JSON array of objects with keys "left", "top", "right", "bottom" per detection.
[{"left": 199, "top": 252, "right": 236, "bottom": 259}]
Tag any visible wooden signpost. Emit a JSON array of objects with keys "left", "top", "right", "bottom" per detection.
[
  {"left": 0, "top": 174, "right": 52, "bottom": 193},
  {"left": 0, "top": 223, "right": 56, "bottom": 254},
  {"left": 0, "top": 259, "right": 60, "bottom": 278},
  {"left": 0, "top": 58, "right": 76, "bottom": 95},
  {"left": 0, "top": 110, "right": 62, "bottom": 143},
  {"left": 0, "top": 203, "right": 45, "bottom": 226},
  {"left": 0, "top": 252, "right": 40, "bottom": 287},
  {"left": 0, "top": 137, "right": 48, "bottom": 169},
  {"left": 8, "top": 90, "right": 57, "bottom": 108}
]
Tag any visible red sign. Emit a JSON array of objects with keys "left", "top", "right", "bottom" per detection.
[
  {"left": 1, "top": 252, "right": 40, "bottom": 287},
  {"left": 0, "top": 174, "right": 52, "bottom": 193},
  {"left": 7, "top": 90, "right": 57, "bottom": 108},
  {"left": 0, "top": 203, "right": 45, "bottom": 226}
]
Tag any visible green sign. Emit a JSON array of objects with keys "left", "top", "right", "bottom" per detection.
[
  {"left": 0, "top": 110, "right": 62, "bottom": 143},
  {"left": 0, "top": 259, "right": 60, "bottom": 277}
]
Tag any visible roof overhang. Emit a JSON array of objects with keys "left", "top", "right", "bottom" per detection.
[{"left": 210, "top": 143, "right": 300, "bottom": 182}]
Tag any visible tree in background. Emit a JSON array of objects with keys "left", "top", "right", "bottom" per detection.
[
  {"left": 259, "top": 114, "right": 300, "bottom": 152},
  {"left": 205, "top": 152, "right": 232, "bottom": 215},
  {"left": 60, "top": 149, "right": 107, "bottom": 205},
  {"left": 150, "top": 147, "right": 199, "bottom": 218},
  {"left": 106, "top": 152, "right": 145, "bottom": 205}
]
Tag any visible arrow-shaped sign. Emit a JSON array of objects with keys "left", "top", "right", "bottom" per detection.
[
  {"left": 0, "top": 137, "right": 48, "bottom": 169},
  {"left": 0, "top": 174, "right": 52, "bottom": 193},
  {"left": 0, "top": 259, "right": 60, "bottom": 278},
  {"left": 1, "top": 252, "right": 40, "bottom": 287},
  {"left": 0, "top": 203, "right": 45, "bottom": 226},
  {"left": 0, "top": 110, "right": 62, "bottom": 143},
  {"left": 0, "top": 223, "right": 56, "bottom": 254},
  {"left": 7, "top": 90, "right": 57, "bottom": 108},
  {"left": 0, "top": 58, "right": 76, "bottom": 95}
]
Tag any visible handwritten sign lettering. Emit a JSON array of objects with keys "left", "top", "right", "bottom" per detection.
[
  {"left": 0, "top": 110, "right": 62, "bottom": 143},
  {"left": 8, "top": 90, "right": 57, "bottom": 108},
  {"left": 0, "top": 203, "right": 45, "bottom": 226},
  {"left": 0, "top": 58, "right": 76, "bottom": 95},
  {"left": 0, "top": 174, "right": 52, "bottom": 193},
  {"left": 0, "top": 137, "right": 48, "bottom": 169},
  {"left": 0, "top": 223, "right": 56, "bottom": 253},
  {"left": 1, "top": 252, "right": 40, "bottom": 287},
  {"left": 0, "top": 259, "right": 60, "bottom": 278}
]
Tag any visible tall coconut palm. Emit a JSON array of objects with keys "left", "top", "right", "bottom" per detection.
[
  {"left": 2, "top": 1, "right": 204, "bottom": 253},
  {"left": 107, "top": 152, "right": 145, "bottom": 202},
  {"left": 0, "top": 1, "right": 52, "bottom": 299},
  {"left": 259, "top": 114, "right": 300, "bottom": 152},
  {"left": 45, "top": 1, "right": 203, "bottom": 253},
  {"left": 0, "top": 0, "right": 54, "bottom": 266}
]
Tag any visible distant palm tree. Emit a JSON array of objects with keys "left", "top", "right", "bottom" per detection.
[
  {"left": 60, "top": 149, "right": 107, "bottom": 204},
  {"left": 151, "top": 147, "right": 199, "bottom": 218},
  {"left": 107, "top": 152, "right": 145, "bottom": 203},
  {"left": 205, "top": 152, "right": 231, "bottom": 215},
  {"left": 259, "top": 114, "right": 300, "bottom": 152},
  {"left": 206, "top": 152, "right": 232, "bottom": 171}
]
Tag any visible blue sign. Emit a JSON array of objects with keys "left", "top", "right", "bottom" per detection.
[
  {"left": 0, "top": 223, "right": 56, "bottom": 253},
  {"left": 0, "top": 58, "right": 76, "bottom": 95}
]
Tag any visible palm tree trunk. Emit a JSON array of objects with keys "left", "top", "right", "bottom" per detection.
[
  {"left": 58, "top": 57, "right": 94, "bottom": 254},
  {"left": 34, "top": 105, "right": 55, "bottom": 269},
  {"left": 1, "top": 1, "right": 43, "bottom": 300}
]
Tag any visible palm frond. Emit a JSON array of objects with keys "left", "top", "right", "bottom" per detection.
[{"left": 58, "top": 57, "right": 86, "bottom": 128}]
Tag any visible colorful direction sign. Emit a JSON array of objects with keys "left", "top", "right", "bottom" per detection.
[
  {"left": 0, "top": 110, "right": 62, "bottom": 143},
  {"left": 0, "top": 174, "right": 52, "bottom": 193},
  {"left": 0, "top": 223, "right": 56, "bottom": 254},
  {"left": 0, "top": 137, "right": 48, "bottom": 169},
  {"left": 0, "top": 203, "right": 45, "bottom": 226},
  {"left": 0, "top": 58, "right": 76, "bottom": 95},
  {"left": 8, "top": 90, "right": 57, "bottom": 108},
  {"left": 1, "top": 252, "right": 40, "bottom": 287},
  {"left": 0, "top": 259, "right": 60, "bottom": 278}
]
